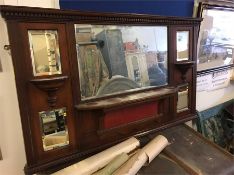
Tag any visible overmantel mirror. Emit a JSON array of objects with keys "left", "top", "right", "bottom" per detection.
[
  {"left": 0, "top": 5, "right": 201, "bottom": 174},
  {"left": 75, "top": 24, "right": 168, "bottom": 100}
]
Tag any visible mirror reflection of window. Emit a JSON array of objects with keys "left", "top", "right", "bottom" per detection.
[
  {"left": 28, "top": 30, "right": 62, "bottom": 76},
  {"left": 75, "top": 24, "right": 168, "bottom": 100},
  {"left": 197, "top": 9, "right": 234, "bottom": 71},
  {"left": 177, "top": 85, "right": 189, "bottom": 112},
  {"left": 39, "top": 108, "right": 69, "bottom": 151},
  {"left": 176, "top": 31, "right": 189, "bottom": 61},
  {"left": 131, "top": 56, "right": 141, "bottom": 82}
]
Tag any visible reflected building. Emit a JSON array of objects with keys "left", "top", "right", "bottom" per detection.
[
  {"left": 76, "top": 26, "right": 110, "bottom": 98},
  {"left": 124, "top": 39, "right": 150, "bottom": 86},
  {"left": 145, "top": 51, "right": 167, "bottom": 86},
  {"left": 145, "top": 51, "right": 158, "bottom": 68},
  {"left": 96, "top": 29, "right": 128, "bottom": 78}
]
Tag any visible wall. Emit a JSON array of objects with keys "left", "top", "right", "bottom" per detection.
[
  {"left": 196, "top": 78, "right": 234, "bottom": 111},
  {"left": 0, "top": 15, "right": 26, "bottom": 175},
  {"left": 0, "top": 1, "right": 59, "bottom": 175},
  {"left": 60, "top": 0, "right": 194, "bottom": 17}
]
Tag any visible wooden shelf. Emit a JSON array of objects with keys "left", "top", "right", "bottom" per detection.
[
  {"left": 175, "top": 61, "right": 195, "bottom": 82},
  {"left": 30, "top": 76, "right": 68, "bottom": 91},
  {"left": 174, "top": 61, "right": 195, "bottom": 73},
  {"left": 76, "top": 87, "right": 178, "bottom": 110},
  {"left": 30, "top": 76, "right": 68, "bottom": 107}
]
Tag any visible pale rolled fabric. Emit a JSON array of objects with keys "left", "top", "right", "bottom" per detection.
[
  {"left": 53, "top": 137, "right": 140, "bottom": 175},
  {"left": 113, "top": 135, "right": 168, "bottom": 175},
  {"left": 92, "top": 152, "right": 129, "bottom": 175}
]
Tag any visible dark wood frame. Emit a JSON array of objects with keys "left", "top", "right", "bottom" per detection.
[
  {"left": 0, "top": 147, "right": 2, "bottom": 160},
  {"left": 0, "top": 58, "right": 2, "bottom": 72},
  {"left": 197, "top": 2, "right": 234, "bottom": 76},
  {"left": 0, "top": 5, "right": 201, "bottom": 174}
]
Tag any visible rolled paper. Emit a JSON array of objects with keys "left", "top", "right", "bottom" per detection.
[
  {"left": 53, "top": 137, "right": 140, "bottom": 175},
  {"left": 143, "top": 135, "right": 168, "bottom": 164},
  {"left": 113, "top": 149, "right": 147, "bottom": 175},
  {"left": 113, "top": 135, "right": 168, "bottom": 175},
  {"left": 92, "top": 152, "right": 129, "bottom": 175}
]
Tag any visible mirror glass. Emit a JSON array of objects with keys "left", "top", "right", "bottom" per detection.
[
  {"left": 39, "top": 107, "right": 69, "bottom": 151},
  {"left": 176, "top": 31, "right": 189, "bottom": 61},
  {"left": 28, "top": 30, "right": 62, "bottom": 76},
  {"left": 177, "top": 85, "right": 189, "bottom": 112},
  {"left": 197, "top": 8, "right": 234, "bottom": 71},
  {"left": 75, "top": 24, "right": 168, "bottom": 100}
]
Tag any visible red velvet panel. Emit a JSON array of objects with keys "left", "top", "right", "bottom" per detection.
[{"left": 103, "top": 102, "right": 158, "bottom": 129}]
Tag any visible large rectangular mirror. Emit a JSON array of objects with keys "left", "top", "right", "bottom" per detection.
[
  {"left": 75, "top": 25, "right": 168, "bottom": 100},
  {"left": 39, "top": 107, "right": 69, "bottom": 151},
  {"left": 28, "top": 30, "right": 62, "bottom": 76}
]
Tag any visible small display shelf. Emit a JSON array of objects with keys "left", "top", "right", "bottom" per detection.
[
  {"left": 76, "top": 87, "right": 178, "bottom": 110},
  {"left": 30, "top": 76, "right": 68, "bottom": 107},
  {"left": 175, "top": 61, "right": 195, "bottom": 82}
]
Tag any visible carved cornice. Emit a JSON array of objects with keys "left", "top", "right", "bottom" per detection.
[{"left": 0, "top": 5, "right": 202, "bottom": 25}]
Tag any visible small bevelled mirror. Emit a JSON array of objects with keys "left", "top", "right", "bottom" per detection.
[
  {"left": 75, "top": 24, "right": 168, "bottom": 100},
  {"left": 39, "top": 108, "right": 69, "bottom": 151},
  {"left": 28, "top": 30, "right": 62, "bottom": 76},
  {"left": 177, "top": 85, "right": 189, "bottom": 112},
  {"left": 176, "top": 31, "right": 189, "bottom": 61}
]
